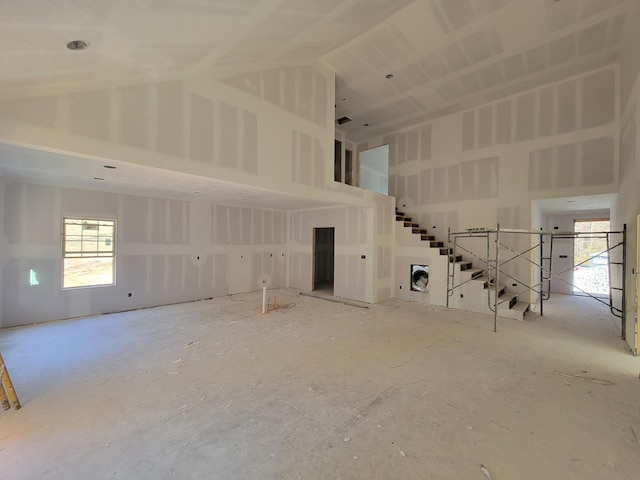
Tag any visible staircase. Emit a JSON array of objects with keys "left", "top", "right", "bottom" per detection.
[{"left": 395, "top": 210, "right": 529, "bottom": 320}]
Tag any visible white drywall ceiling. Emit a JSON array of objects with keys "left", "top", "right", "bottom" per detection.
[
  {"left": 0, "top": 0, "right": 413, "bottom": 94},
  {"left": 329, "top": 0, "right": 632, "bottom": 141},
  {"left": 0, "top": 0, "right": 634, "bottom": 204},
  {"left": 533, "top": 193, "right": 617, "bottom": 215},
  {"left": 0, "top": 0, "right": 632, "bottom": 138}
]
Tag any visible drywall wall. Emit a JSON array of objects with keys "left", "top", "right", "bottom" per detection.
[
  {"left": 0, "top": 63, "right": 374, "bottom": 211},
  {"left": 0, "top": 62, "right": 399, "bottom": 317},
  {"left": 392, "top": 220, "right": 449, "bottom": 307},
  {"left": 0, "top": 180, "right": 287, "bottom": 327},
  {"left": 222, "top": 65, "right": 328, "bottom": 129},
  {"left": 288, "top": 205, "right": 375, "bottom": 304},
  {"left": 615, "top": 1, "right": 640, "bottom": 352},
  {"left": 360, "top": 64, "right": 619, "bottom": 301},
  {"left": 372, "top": 193, "right": 396, "bottom": 303}
]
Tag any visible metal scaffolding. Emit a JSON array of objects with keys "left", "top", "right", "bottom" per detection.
[{"left": 446, "top": 224, "right": 626, "bottom": 335}]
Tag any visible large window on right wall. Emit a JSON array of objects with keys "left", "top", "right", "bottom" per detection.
[
  {"left": 359, "top": 144, "right": 389, "bottom": 195},
  {"left": 62, "top": 217, "right": 116, "bottom": 289}
]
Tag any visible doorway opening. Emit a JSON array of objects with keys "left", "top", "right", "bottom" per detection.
[
  {"left": 313, "top": 227, "right": 335, "bottom": 294},
  {"left": 573, "top": 219, "right": 610, "bottom": 297}
]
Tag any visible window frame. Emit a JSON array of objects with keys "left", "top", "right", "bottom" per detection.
[{"left": 61, "top": 216, "right": 117, "bottom": 289}]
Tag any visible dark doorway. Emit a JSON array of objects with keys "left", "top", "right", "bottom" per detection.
[
  {"left": 345, "top": 149, "right": 353, "bottom": 185},
  {"left": 313, "top": 227, "right": 335, "bottom": 293},
  {"left": 334, "top": 140, "right": 342, "bottom": 182}
]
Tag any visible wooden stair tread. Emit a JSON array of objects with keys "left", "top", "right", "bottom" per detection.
[
  {"left": 485, "top": 283, "right": 506, "bottom": 296},
  {"left": 497, "top": 293, "right": 518, "bottom": 308},
  {"left": 509, "top": 301, "right": 530, "bottom": 313},
  {"left": 498, "top": 301, "right": 530, "bottom": 320},
  {"left": 464, "top": 268, "right": 484, "bottom": 280},
  {"left": 456, "top": 260, "right": 472, "bottom": 271},
  {"left": 466, "top": 268, "right": 483, "bottom": 275}
]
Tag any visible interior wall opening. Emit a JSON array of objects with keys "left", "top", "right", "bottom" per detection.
[
  {"left": 573, "top": 219, "right": 610, "bottom": 298},
  {"left": 313, "top": 227, "right": 335, "bottom": 294}
]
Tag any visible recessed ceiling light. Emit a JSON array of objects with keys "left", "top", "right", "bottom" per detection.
[
  {"left": 363, "top": 123, "right": 370, "bottom": 127},
  {"left": 567, "top": 200, "right": 575, "bottom": 203},
  {"left": 67, "top": 40, "right": 90, "bottom": 50},
  {"left": 103, "top": 165, "right": 116, "bottom": 169},
  {"left": 93, "top": 177, "right": 104, "bottom": 181},
  {"left": 385, "top": 73, "right": 394, "bottom": 79}
]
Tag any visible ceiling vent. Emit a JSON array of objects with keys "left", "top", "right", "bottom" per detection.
[
  {"left": 336, "top": 116, "right": 352, "bottom": 125},
  {"left": 67, "top": 40, "right": 90, "bottom": 50}
]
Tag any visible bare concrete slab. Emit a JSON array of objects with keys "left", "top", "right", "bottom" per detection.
[{"left": 1, "top": 290, "right": 639, "bottom": 479}]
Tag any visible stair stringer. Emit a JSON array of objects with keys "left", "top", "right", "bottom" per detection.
[
  {"left": 393, "top": 212, "right": 529, "bottom": 319},
  {"left": 394, "top": 216, "right": 462, "bottom": 308},
  {"left": 457, "top": 277, "right": 530, "bottom": 319}
]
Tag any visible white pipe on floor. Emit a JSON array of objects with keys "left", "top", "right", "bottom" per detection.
[{"left": 262, "top": 287, "right": 267, "bottom": 314}]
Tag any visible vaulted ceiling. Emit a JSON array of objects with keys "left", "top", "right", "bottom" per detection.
[
  {"left": 329, "top": 0, "right": 631, "bottom": 141},
  {"left": 0, "top": 0, "right": 414, "bottom": 94},
  {"left": 0, "top": 0, "right": 632, "bottom": 142},
  {"left": 0, "top": 0, "right": 634, "bottom": 206}
]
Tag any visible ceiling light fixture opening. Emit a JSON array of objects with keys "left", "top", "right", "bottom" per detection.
[
  {"left": 385, "top": 73, "right": 394, "bottom": 79},
  {"left": 93, "top": 177, "right": 104, "bottom": 181},
  {"left": 67, "top": 40, "right": 90, "bottom": 50},
  {"left": 103, "top": 165, "right": 116, "bottom": 169},
  {"left": 363, "top": 123, "right": 370, "bottom": 127}
]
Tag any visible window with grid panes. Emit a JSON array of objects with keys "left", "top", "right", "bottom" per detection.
[{"left": 62, "top": 218, "right": 115, "bottom": 288}]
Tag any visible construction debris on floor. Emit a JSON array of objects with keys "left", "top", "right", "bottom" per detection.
[{"left": 1, "top": 289, "right": 639, "bottom": 480}]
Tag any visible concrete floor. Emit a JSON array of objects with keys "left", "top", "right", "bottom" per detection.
[{"left": 1, "top": 289, "right": 639, "bottom": 479}]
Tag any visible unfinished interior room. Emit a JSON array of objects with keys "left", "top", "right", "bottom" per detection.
[{"left": 1, "top": 0, "right": 640, "bottom": 478}]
